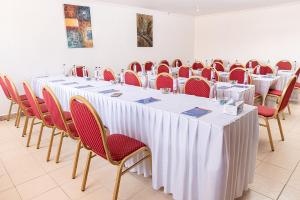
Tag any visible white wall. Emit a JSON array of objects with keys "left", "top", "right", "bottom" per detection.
[
  {"left": 194, "top": 2, "right": 300, "bottom": 66},
  {"left": 0, "top": 0, "right": 195, "bottom": 116}
]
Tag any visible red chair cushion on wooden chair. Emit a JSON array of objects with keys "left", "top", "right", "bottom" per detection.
[
  {"left": 184, "top": 78, "right": 210, "bottom": 98},
  {"left": 257, "top": 105, "right": 276, "bottom": 117},
  {"left": 268, "top": 89, "right": 282, "bottom": 97},
  {"left": 67, "top": 123, "right": 79, "bottom": 138},
  {"left": 192, "top": 62, "right": 204, "bottom": 70}
]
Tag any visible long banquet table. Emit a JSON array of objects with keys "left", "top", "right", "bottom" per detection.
[{"left": 32, "top": 75, "right": 259, "bottom": 200}]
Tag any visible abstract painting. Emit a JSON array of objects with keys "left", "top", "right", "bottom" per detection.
[
  {"left": 64, "top": 4, "right": 93, "bottom": 48},
  {"left": 136, "top": 14, "right": 153, "bottom": 47}
]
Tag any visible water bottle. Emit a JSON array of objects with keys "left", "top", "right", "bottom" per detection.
[
  {"left": 94, "top": 67, "right": 98, "bottom": 80},
  {"left": 294, "top": 61, "right": 297, "bottom": 71},
  {"left": 267, "top": 59, "right": 270, "bottom": 66},
  {"left": 244, "top": 70, "right": 248, "bottom": 85},
  {"left": 187, "top": 60, "right": 190, "bottom": 67},
  {"left": 249, "top": 61, "right": 252, "bottom": 69},
  {"left": 205, "top": 60, "right": 208, "bottom": 67},
  {"left": 83, "top": 66, "right": 87, "bottom": 77},
  {"left": 173, "top": 75, "right": 179, "bottom": 94},
  {"left": 72, "top": 65, "right": 76, "bottom": 77},
  {"left": 189, "top": 67, "right": 192, "bottom": 77},
  {"left": 133, "top": 63, "right": 137, "bottom": 73},
  {"left": 120, "top": 69, "right": 125, "bottom": 85},
  {"left": 211, "top": 68, "right": 216, "bottom": 82},
  {"left": 256, "top": 65, "right": 260, "bottom": 75}
]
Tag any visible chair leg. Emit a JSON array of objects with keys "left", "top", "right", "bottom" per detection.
[
  {"left": 26, "top": 118, "right": 35, "bottom": 147},
  {"left": 55, "top": 132, "right": 65, "bottom": 163},
  {"left": 265, "top": 118, "right": 274, "bottom": 151},
  {"left": 81, "top": 151, "right": 93, "bottom": 191},
  {"left": 36, "top": 124, "right": 45, "bottom": 149},
  {"left": 288, "top": 104, "right": 292, "bottom": 115},
  {"left": 113, "top": 163, "right": 124, "bottom": 200},
  {"left": 15, "top": 106, "right": 21, "bottom": 127},
  {"left": 276, "top": 115, "right": 284, "bottom": 141},
  {"left": 282, "top": 112, "right": 286, "bottom": 120},
  {"left": 7, "top": 101, "right": 13, "bottom": 121},
  {"left": 46, "top": 128, "right": 56, "bottom": 162},
  {"left": 22, "top": 116, "right": 29, "bottom": 137},
  {"left": 16, "top": 109, "right": 22, "bottom": 128},
  {"left": 72, "top": 141, "right": 82, "bottom": 179}
]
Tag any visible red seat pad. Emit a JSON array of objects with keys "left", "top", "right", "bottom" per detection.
[
  {"left": 37, "top": 97, "right": 45, "bottom": 104},
  {"left": 255, "top": 93, "right": 261, "bottom": 97},
  {"left": 67, "top": 122, "right": 79, "bottom": 138},
  {"left": 44, "top": 114, "right": 54, "bottom": 126},
  {"left": 257, "top": 105, "right": 276, "bottom": 117},
  {"left": 19, "top": 94, "right": 27, "bottom": 101},
  {"left": 94, "top": 134, "right": 146, "bottom": 161},
  {"left": 22, "top": 101, "right": 31, "bottom": 108},
  {"left": 63, "top": 111, "right": 72, "bottom": 121},
  {"left": 295, "top": 82, "right": 300, "bottom": 88},
  {"left": 268, "top": 89, "right": 282, "bottom": 96}
]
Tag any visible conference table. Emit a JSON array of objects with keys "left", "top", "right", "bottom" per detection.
[{"left": 32, "top": 75, "right": 259, "bottom": 200}]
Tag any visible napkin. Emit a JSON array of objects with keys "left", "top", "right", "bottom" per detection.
[
  {"left": 181, "top": 107, "right": 211, "bottom": 118},
  {"left": 136, "top": 97, "right": 160, "bottom": 104}
]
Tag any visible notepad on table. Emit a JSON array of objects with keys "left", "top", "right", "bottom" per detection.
[
  {"left": 75, "top": 85, "right": 94, "bottom": 89},
  {"left": 181, "top": 107, "right": 211, "bottom": 118},
  {"left": 62, "top": 82, "right": 78, "bottom": 85},
  {"left": 50, "top": 79, "right": 65, "bottom": 83},
  {"left": 136, "top": 97, "right": 160, "bottom": 104},
  {"left": 99, "top": 89, "right": 119, "bottom": 94}
]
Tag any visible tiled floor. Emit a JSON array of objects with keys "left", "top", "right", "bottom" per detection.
[{"left": 0, "top": 103, "right": 300, "bottom": 200}]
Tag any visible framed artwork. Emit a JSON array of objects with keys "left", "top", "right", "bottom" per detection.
[
  {"left": 136, "top": 13, "right": 153, "bottom": 47},
  {"left": 64, "top": 4, "right": 93, "bottom": 48}
]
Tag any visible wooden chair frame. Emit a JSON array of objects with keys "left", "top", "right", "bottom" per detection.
[{"left": 70, "top": 96, "right": 152, "bottom": 200}]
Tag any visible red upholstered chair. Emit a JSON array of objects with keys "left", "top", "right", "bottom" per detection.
[
  {"left": 23, "top": 82, "right": 57, "bottom": 149},
  {"left": 293, "top": 68, "right": 300, "bottom": 90},
  {"left": 42, "top": 87, "right": 81, "bottom": 179},
  {"left": 258, "top": 76, "right": 297, "bottom": 151},
  {"left": 72, "top": 66, "right": 89, "bottom": 77},
  {"left": 192, "top": 61, "right": 205, "bottom": 70},
  {"left": 144, "top": 61, "right": 154, "bottom": 71},
  {"left": 253, "top": 65, "right": 274, "bottom": 75},
  {"left": 211, "top": 62, "right": 225, "bottom": 72},
  {"left": 213, "top": 59, "right": 223, "bottom": 64},
  {"left": 160, "top": 60, "right": 169, "bottom": 66},
  {"left": 155, "top": 73, "right": 174, "bottom": 92},
  {"left": 69, "top": 96, "right": 151, "bottom": 199},
  {"left": 124, "top": 70, "right": 142, "bottom": 87},
  {"left": 129, "top": 61, "right": 142, "bottom": 73},
  {"left": 230, "top": 63, "right": 245, "bottom": 71},
  {"left": 157, "top": 64, "right": 170, "bottom": 74},
  {"left": 103, "top": 68, "right": 116, "bottom": 81},
  {"left": 229, "top": 68, "right": 252, "bottom": 84},
  {"left": 276, "top": 60, "right": 292, "bottom": 70},
  {"left": 201, "top": 67, "right": 219, "bottom": 81},
  {"left": 246, "top": 60, "right": 260, "bottom": 69},
  {"left": 172, "top": 59, "right": 182, "bottom": 67},
  {"left": 178, "top": 66, "right": 190, "bottom": 78},
  {"left": 184, "top": 76, "right": 211, "bottom": 98},
  {"left": 0, "top": 75, "right": 14, "bottom": 121}
]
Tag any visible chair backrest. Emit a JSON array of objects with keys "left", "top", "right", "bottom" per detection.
[
  {"left": 103, "top": 68, "right": 116, "bottom": 81},
  {"left": 70, "top": 96, "right": 113, "bottom": 162},
  {"left": 277, "top": 76, "right": 297, "bottom": 113},
  {"left": 211, "top": 62, "right": 225, "bottom": 72},
  {"left": 129, "top": 62, "right": 142, "bottom": 72},
  {"left": 42, "top": 87, "right": 72, "bottom": 135},
  {"left": 253, "top": 65, "right": 274, "bottom": 75},
  {"left": 4, "top": 76, "right": 20, "bottom": 103},
  {"left": 144, "top": 61, "right": 153, "bottom": 71},
  {"left": 0, "top": 75, "right": 11, "bottom": 99},
  {"left": 160, "top": 60, "right": 169, "bottom": 66},
  {"left": 192, "top": 62, "right": 205, "bottom": 70},
  {"left": 230, "top": 63, "right": 245, "bottom": 71},
  {"left": 246, "top": 60, "right": 260, "bottom": 69},
  {"left": 201, "top": 68, "right": 219, "bottom": 81},
  {"left": 178, "top": 66, "right": 190, "bottom": 78},
  {"left": 157, "top": 64, "right": 170, "bottom": 74},
  {"left": 229, "top": 68, "right": 252, "bottom": 84},
  {"left": 213, "top": 59, "right": 223, "bottom": 64},
  {"left": 72, "top": 66, "right": 89, "bottom": 77},
  {"left": 172, "top": 59, "right": 182, "bottom": 67},
  {"left": 276, "top": 60, "right": 292, "bottom": 70},
  {"left": 124, "top": 70, "right": 142, "bottom": 87},
  {"left": 23, "top": 82, "right": 44, "bottom": 120},
  {"left": 155, "top": 73, "right": 174, "bottom": 91},
  {"left": 184, "top": 76, "right": 211, "bottom": 98}
]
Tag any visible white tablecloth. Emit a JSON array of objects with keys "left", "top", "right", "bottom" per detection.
[{"left": 31, "top": 75, "right": 259, "bottom": 200}]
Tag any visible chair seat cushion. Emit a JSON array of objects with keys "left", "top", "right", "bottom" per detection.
[
  {"left": 44, "top": 114, "right": 54, "bottom": 126},
  {"left": 95, "top": 134, "right": 146, "bottom": 161},
  {"left": 255, "top": 93, "right": 261, "bottom": 97},
  {"left": 19, "top": 94, "right": 27, "bottom": 101},
  {"left": 22, "top": 101, "right": 31, "bottom": 108},
  {"left": 63, "top": 111, "right": 72, "bottom": 121},
  {"left": 257, "top": 105, "right": 276, "bottom": 117},
  {"left": 268, "top": 89, "right": 282, "bottom": 96},
  {"left": 37, "top": 97, "right": 45, "bottom": 104},
  {"left": 26, "top": 104, "right": 48, "bottom": 116},
  {"left": 67, "top": 122, "right": 79, "bottom": 138},
  {"left": 295, "top": 82, "right": 300, "bottom": 89}
]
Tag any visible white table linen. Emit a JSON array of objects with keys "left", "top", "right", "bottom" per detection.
[{"left": 32, "top": 75, "right": 259, "bottom": 200}]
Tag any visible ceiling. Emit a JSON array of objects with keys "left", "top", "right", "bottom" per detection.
[{"left": 98, "top": 0, "right": 299, "bottom": 15}]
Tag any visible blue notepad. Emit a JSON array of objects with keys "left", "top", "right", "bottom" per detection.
[
  {"left": 99, "top": 89, "right": 119, "bottom": 94},
  {"left": 62, "top": 82, "right": 78, "bottom": 85},
  {"left": 50, "top": 79, "right": 65, "bottom": 83},
  {"left": 232, "top": 85, "right": 249, "bottom": 89},
  {"left": 182, "top": 107, "right": 211, "bottom": 118},
  {"left": 75, "top": 85, "right": 94, "bottom": 89},
  {"left": 136, "top": 97, "right": 160, "bottom": 104}
]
